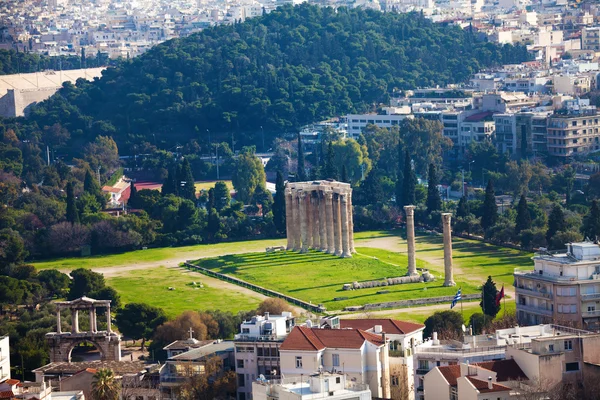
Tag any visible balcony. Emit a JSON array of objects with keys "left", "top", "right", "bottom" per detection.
[
  {"left": 582, "top": 293, "right": 600, "bottom": 300},
  {"left": 416, "top": 369, "right": 430, "bottom": 375},
  {"left": 582, "top": 310, "right": 600, "bottom": 318},
  {"left": 234, "top": 334, "right": 285, "bottom": 343},
  {"left": 515, "top": 286, "right": 553, "bottom": 300},
  {"left": 517, "top": 304, "right": 553, "bottom": 317}
]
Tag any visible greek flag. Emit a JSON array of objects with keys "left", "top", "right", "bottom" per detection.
[{"left": 451, "top": 288, "right": 462, "bottom": 309}]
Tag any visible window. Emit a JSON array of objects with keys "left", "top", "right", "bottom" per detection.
[
  {"left": 391, "top": 376, "right": 399, "bottom": 386},
  {"left": 237, "top": 373, "right": 245, "bottom": 387},
  {"left": 257, "top": 348, "right": 263, "bottom": 356},
  {"left": 332, "top": 354, "right": 340, "bottom": 367},
  {"left": 564, "top": 340, "right": 573, "bottom": 351},
  {"left": 549, "top": 344, "right": 554, "bottom": 352},
  {"left": 237, "top": 359, "right": 244, "bottom": 368},
  {"left": 336, "top": 377, "right": 341, "bottom": 384},
  {"left": 566, "top": 362, "right": 579, "bottom": 372},
  {"left": 295, "top": 356, "right": 302, "bottom": 368},
  {"left": 242, "top": 328, "right": 250, "bottom": 333},
  {"left": 418, "top": 360, "right": 429, "bottom": 370}
]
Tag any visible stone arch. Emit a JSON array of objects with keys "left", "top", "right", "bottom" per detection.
[{"left": 67, "top": 339, "right": 105, "bottom": 362}]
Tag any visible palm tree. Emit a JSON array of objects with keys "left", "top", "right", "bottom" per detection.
[{"left": 91, "top": 368, "right": 120, "bottom": 400}]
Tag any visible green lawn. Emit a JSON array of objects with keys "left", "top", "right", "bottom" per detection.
[
  {"left": 192, "top": 248, "right": 481, "bottom": 311},
  {"left": 107, "top": 266, "right": 263, "bottom": 317},
  {"left": 194, "top": 180, "right": 233, "bottom": 193}
]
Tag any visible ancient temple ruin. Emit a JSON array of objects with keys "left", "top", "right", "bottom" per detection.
[{"left": 285, "top": 181, "right": 355, "bottom": 258}]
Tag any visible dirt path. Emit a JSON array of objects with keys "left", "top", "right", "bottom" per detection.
[{"left": 342, "top": 300, "right": 483, "bottom": 319}]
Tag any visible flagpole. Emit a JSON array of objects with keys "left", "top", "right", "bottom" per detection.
[
  {"left": 503, "top": 285, "right": 506, "bottom": 318},
  {"left": 460, "top": 286, "right": 463, "bottom": 319}
]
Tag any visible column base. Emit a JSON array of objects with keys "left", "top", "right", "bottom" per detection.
[
  {"left": 335, "top": 250, "right": 343, "bottom": 257},
  {"left": 341, "top": 252, "right": 352, "bottom": 258},
  {"left": 300, "top": 247, "right": 309, "bottom": 254},
  {"left": 326, "top": 249, "right": 335, "bottom": 255},
  {"left": 407, "top": 271, "right": 419, "bottom": 276},
  {"left": 443, "top": 281, "right": 456, "bottom": 287}
]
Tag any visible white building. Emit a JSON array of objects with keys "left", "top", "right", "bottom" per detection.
[
  {"left": 346, "top": 108, "right": 413, "bottom": 138},
  {"left": 582, "top": 27, "right": 600, "bottom": 52},
  {"left": 252, "top": 373, "right": 371, "bottom": 400},
  {"left": 0, "top": 336, "right": 10, "bottom": 383}
]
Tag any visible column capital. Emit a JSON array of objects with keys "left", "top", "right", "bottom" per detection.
[
  {"left": 441, "top": 213, "right": 452, "bottom": 224},
  {"left": 404, "top": 205, "right": 416, "bottom": 214}
]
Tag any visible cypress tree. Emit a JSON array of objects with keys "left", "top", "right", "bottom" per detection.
[
  {"left": 128, "top": 182, "right": 138, "bottom": 208},
  {"left": 401, "top": 150, "right": 416, "bottom": 207},
  {"left": 481, "top": 180, "right": 497, "bottom": 231},
  {"left": 161, "top": 166, "right": 177, "bottom": 196},
  {"left": 324, "top": 141, "right": 337, "bottom": 180},
  {"left": 177, "top": 158, "right": 196, "bottom": 201},
  {"left": 84, "top": 169, "right": 101, "bottom": 196},
  {"left": 546, "top": 204, "right": 566, "bottom": 246},
  {"left": 515, "top": 194, "right": 531, "bottom": 234},
  {"left": 341, "top": 165, "right": 348, "bottom": 183},
  {"left": 456, "top": 196, "right": 469, "bottom": 218},
  {"left": 480, "top": 276, "right": 500, "bottom": 319},
  {"left": 273, "top": 170, "right": 286, "bottom": 234},
  {"left": 297, "top": 133, "right": 307, "bottom": 182},
  {"left": 395, "top": 142, "right": 404, "bottom": 208},
  {"left": 426, "top": 163, "right": 442, "bottom": 214},
  {"left": 583, "top": 200, "right": 600, "bottom": 240},
  {"left": 66, "top": 181, "right": 79, "bottom": 224}
]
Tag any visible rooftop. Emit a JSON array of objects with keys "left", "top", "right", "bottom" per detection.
[
  {"left": 32, "top": 360, "right": 154, "bottom": 376},
  {"left": 169, "top": 341, "right": 234, "bottom": 361},
  {"left": 339, "top": 319, "right": 424, "bottom": 335},
  {"left": 280, "top": 327, "right": 384, "bottom": 351}
]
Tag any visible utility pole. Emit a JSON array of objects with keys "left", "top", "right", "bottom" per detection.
[
  {"left": 97, "top": 166, "right": 101, "bottom": 186},
  {"left": 260, "top": 125, "right": 265, "bottom": 153},
  {"left": 461, "top": 169, "right": 465, "bottom": 197},
  {"left": 215, "top": 144, "right": 220, "bottom": 180}
]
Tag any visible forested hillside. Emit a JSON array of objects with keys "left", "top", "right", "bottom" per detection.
[
  {"left": 29, "top": 4, "right": 529, "bottom": 154},
  {"left": 0, "top": 49, "right": 93, "bottom": 74}
]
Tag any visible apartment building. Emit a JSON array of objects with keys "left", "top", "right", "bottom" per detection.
[
  {"left": 252, "top": 373, "right": 371, "bottom": 400},
  {"left": 546, "top": 107, "right": 600, "bottom": 157},
  {"left": 0, "top": 336, "right": 9, "bottom": 383},
  {"left": 234, "top": 312, "right": 296, "bottom": 400},
  {"left": 582, "top": 27, "right": 600, "bottom": 51},
  {"left": 346, "top": 108, "right": 413, "bottom": 139},
  {"left": 279, "top": 326, "right": 390, "bottom": 399},
  {"left": 458, "top": 111, "right": 496, "bottom": 151},
  {"left": 515, "top": 241, "right": 600, "bottom": 329},
  {"left": 494, "top": 112, "right": 550, "bottom": 157}
]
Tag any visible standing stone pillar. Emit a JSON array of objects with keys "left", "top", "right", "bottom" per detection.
[
  {"left": 311, "top": 193, "right": 320, "bottom": 248},
  {"left": 285, "top": 188, "right": 293, "bottom": 250},
  {"left": 89, "top": 307, "right": 95, "bottom": 333},
  {"left": 333, "top": 193, "right": 343, "bottom": 256},
  {"left": 305, "top": 191, "right": 313, "bottom": 250},
  {"left": 291, "top": 191, "right": 301, "bottom": 251},
  {"left": 106, "top": 306, "right": 112, "bottom": 333},
  {"left": 347, "top": 191, "right": 355, "bottom": 253},
  {"left": 404, "top": 205, "right": 418, "bottom": 276},
  {"left": 56, "top": 308, "right": 62, "bottom": 334},
  {"left": 442, "top": 213, "right": 456, "bottom": 287},
  {"left": 325, "top": 191, "right": 335, "bottom": 254},
  {"left": 340, "top": 193, "right": 351, "bottom": 258},
  {"left": 299, "top": 191, "right": 309, "bottom": 253},
  {"left": 71, "top": 309, "right": 79, "bottom": 334},
  {"left": 319, "top": 191, "right": 327, "bottom": 251}
]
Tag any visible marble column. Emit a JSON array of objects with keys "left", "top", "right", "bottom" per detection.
[
  {"left": 325, "top": 191, "right": 335, "bottom": 254},
  {"left": 56, "top": 308, "right": 62, "bottom": 334},
  {"left": 299, "top": 191, "right": 309, "bottom": 253},
  {"left": 340, "top": 193, "right": 351, "bottom": 258},
  {"left": 71, "top": 309, "right": 79, "bottom": 334},
  {"left": 291, "top": 191, "right": 301, "bottom": 251},
  {"left": 404, "top": 205, "right": 418, "bottom": 276},
  {"left": 347, "top": 192, "right": 355, "bottom": 254},
  {"left": 442, "top": 213, "right": 456, "bottom": 287},
  {"left": 89, "top": 307, "right": 95, "bottom": 333},
  {"left": 106, "top": 306, "right": 112, "bottom": 333},
  {"left": 311, "top": 194, "right": 320, "bottom": 249},
  {"left": 318, "top": 191, "right": 327, "bottom": 251},
  {"left": 305, "top": 191, "right": 313, "bottom": 250},
  {"left": 285, "top": 188, "right": 293, "bottom": 250},
  {"left": 333, "top": 193, "right": 343, "bottom": 256}
]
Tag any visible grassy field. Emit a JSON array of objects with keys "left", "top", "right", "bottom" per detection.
[
  {"left": 107, "top": 266, "right": 263, "bottom": 317},
  {"left": 194, "top": 180, "right": 233, "bottom": 192}
]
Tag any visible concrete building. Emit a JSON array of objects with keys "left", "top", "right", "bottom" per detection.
[
  {"left": 515, "top": 242, "right": 600, "bottom": 329},
  {"left": 234, "top": 312, "right": 296, "bottom": 400},
  {"left": 458, "top": 111, "right": 496, "bottom": 151},
  {"left": 546, "top": 107, "right": 600, "bottom": 157},
  {"left": 346, "top": 108, "right": 413, "bottom": 138},
  {"left": 0, "top": 336, "right": 9, "bottom": 383},
  {"left": 494, "top": 112, "right": 550, "bottom": 157},
  {"left": 582, "top": 27, "right": 600, "bottom": 51},
  {"left": 279, "top": 326, "right": 390, "bottom": 399},
  {"left": 252, "top": 373, "right": 371, "bottom": 400}
]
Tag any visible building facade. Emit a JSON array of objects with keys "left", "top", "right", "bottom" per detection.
[
  {"left": 0, "top": 336, "right": 10, "bottom": 383},
  {"left": 546, "top": 108, "right": 600, "bottom": 157},
  {"left": 252, "top": 373, "right": 371, "bottom": 400}
]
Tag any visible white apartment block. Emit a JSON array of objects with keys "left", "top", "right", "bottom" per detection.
[
  {"left": 346, "top": 109, "right": 413, "bottom": 139},
  {"left": 546, "top": 107, "right": 600, "bottom": 157},
  {"left": 252, "top": 373, "right": 371, "bottom": 400},
  {"left": 0, "top": 336, "right": 9, "bottom": 383},
  {"left": 582, "top": 27, "right": 600, "bottom": 51}
]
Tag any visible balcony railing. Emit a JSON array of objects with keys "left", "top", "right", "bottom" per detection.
[
  {"left": 582, "top": 310, "right": 600, "bottom": 318},
  {"left": 517, "top": 304, "right": 553, "bottom": 316},
  {"left": 234, "top": 334, "right": 285, "bottom": 342},
  {"left": 582, "top": 293, "right": 600, "bottom": 300},
  {"left": 515, "top": 286, "right": 553, "bottom": 300},
  {"left": 415, "top": 369, "right": 430, "bottom": 375}
]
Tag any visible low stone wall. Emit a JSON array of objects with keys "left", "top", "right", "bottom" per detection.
[
  {"left": 342, "top": 271, "right": 435, "bottom": 290},
  {"left": 345, "top": 293, "right": 482, "bottom": 311}
]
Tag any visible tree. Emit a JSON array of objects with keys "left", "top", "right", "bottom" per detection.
[
  {"left": 38, "top": 270, "right": 70, "bottom": 298},
  {"left": 480, "top": 276, "right": 500, "bottom": 319},
  {"left": 128, "top": 182, "right": 138, "bottom": 208},
  {"left": 515, "top": 194, "right": 531, "bottom": 235},
  {"left": 213, "top": 181, "right": 231, "bottom": 212},
  {"left": 68, "top": 268, "right": 105, "bottom": 300},
  {"left": 91, "top": 368, "right": 120, "bottom": 400},
  {"left": 401, "top": 150, "right": 416, "bottom": 206},
  {"left": 426, "top": 163, "right": 442, "bottom": 214},
  {"left": 84, "top": 136, "right": 120, "bottom": 174},
  {"left": 177, "top": 158, "right": 196, "bottom": 202},
  {"left": 296, "top": 133, "right": 307, "bottom": 181},
  {"left": 232, "top": 147, "right": 266, "bottom": 204},
  {"left": 65, "top": 181, "right": 79, "bottom": 224},
  {"left": 332, "top": 139, "right": 370, "bottom": 184},
  {"left": 0, "top": 228, "right": 27, "bottom": 265},
  {"left": 546, "top": 204, "right": 566, "bottom": 247},
  {"left": 115, "top": 303, "right": 167, "bottom": 351},
  {"left": 161, "top": 166, "right": 178, "bottom": 196},
  {"left": 256, "top": 298, "right": 293, "bottom": 315},
  {"left": 481, "top": 180, "right": 497, "bottom": 231},
  {"left": 395, "top": 143, "right": 403, "bottom": 208},
  {"left": 273, "top": 171, "right": 286, "bottom": 234},
  {"left": 324, "top": 141, "right": 338, "bottom": 180},
  {"left": 583, "top": 200, "right": 600, "bottom": 240},
  {"left": 456, "top": 196, "right": 469, "bottom": 218},
  {"left": 253, "top": 184, "right": 273, "bottom": 216},
  {"left": 84, "top": 169, "right": 101, "bottom": 197},
  {"left": 468, "top": 313, "right": 487, "bottom": 335},
  {"left": 177, "top": 356, "right": 236, "bottom": 400},
  {"left": 423, "top": 310, "right": 463, "bottom": 339},
  {"left": 341, "top": 164, "right": 348, "bottom": 183}
]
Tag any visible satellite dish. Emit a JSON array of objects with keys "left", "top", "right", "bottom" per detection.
[{"left": 462, "top": 324, "right": 467, "bottom": 333}]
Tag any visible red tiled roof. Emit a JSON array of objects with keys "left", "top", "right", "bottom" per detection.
[
  {"left": 474, "top": 359, "right": 528, "bottom": 382},
  {"left": 0, "top": 391, "right": 14, "bottom": 399},
  {"left": 4, "top": 380, "right": 18, "bottom": 386},
  {"left": 467, "top": 376, "right": 511, "bottom": 393},
  {"left": 340, "top": 319, "right": 424, "bottom": 335},
  {"left": 280, "top": 327, "right": 384, "bottom": 351},
  {"left": 464, "top": 111, "right": 495, "bottom": 122},
  {"left": 438, "top": 365, "right": 461, "bottom": 386}
]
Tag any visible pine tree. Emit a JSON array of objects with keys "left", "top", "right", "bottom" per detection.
[
  {"left": 66, "top": 181, "right": 79, "bottom": 224},
  {"left": 515, "top": 194, "right": 531, "bottom": 234},
  {"left": 401, "top": 150, "right": 416, "bottom": 207},
  {"left": 480, "top": 276, "right": 500, "bottom": 319},
  {"left": 546, "top": 204, "right": 566, "bottom": 245},
  {"left": 566, "top": 179, "right": 573, "bottom": 207},
  {"left": 395, "top": 142, "right": 404, "bottom": 208},
  {"left": 128, "top": 182, "right": 138, "bottom": 208},
  {"left": 161, "top": 167, "right": 177, "bottom": 196},
  {"left": 273, "top": 170, "right": 286, "bottom": 234},
  {"left": 84, "top": 169, "right": 101, "bottom": 196},
  {"left": 177, "top": 158, "right": 196, "bottom": 202},
  {"left": 341, "top": 165, "right": 348, "bottom": 183},
  {"left": 297, "top": 133, "right": 307, "bottom": 182},
  {"left": 583, "top": 200, "right": 600, "bottom": 240},
  {"left": 456, "top": 196, "right": 469, "bottom": 218},
  {"left": 481, "top": 180, "right": 497, "bottom": 231},
  {"left": 426, "top": 163, "right": 442, "bottom": 214},
  {"left": 324, "top": 141, "right": 337, "bottom": 180}
]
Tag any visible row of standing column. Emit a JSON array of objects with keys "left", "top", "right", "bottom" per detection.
[
  {"left": 285, "top": 189, "right": 354, "bottom": 257},
  {"left": 56, "top": 307, "right": 112, "bottom": 334}
]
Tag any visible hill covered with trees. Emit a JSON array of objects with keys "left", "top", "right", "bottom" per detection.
[{"left": 29, "top": 4, "right": 529, "bottom": 155}]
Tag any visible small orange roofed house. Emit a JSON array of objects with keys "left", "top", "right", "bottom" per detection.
[{"left": 279, "top": 325, "right": 390, "bottom": 398}]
